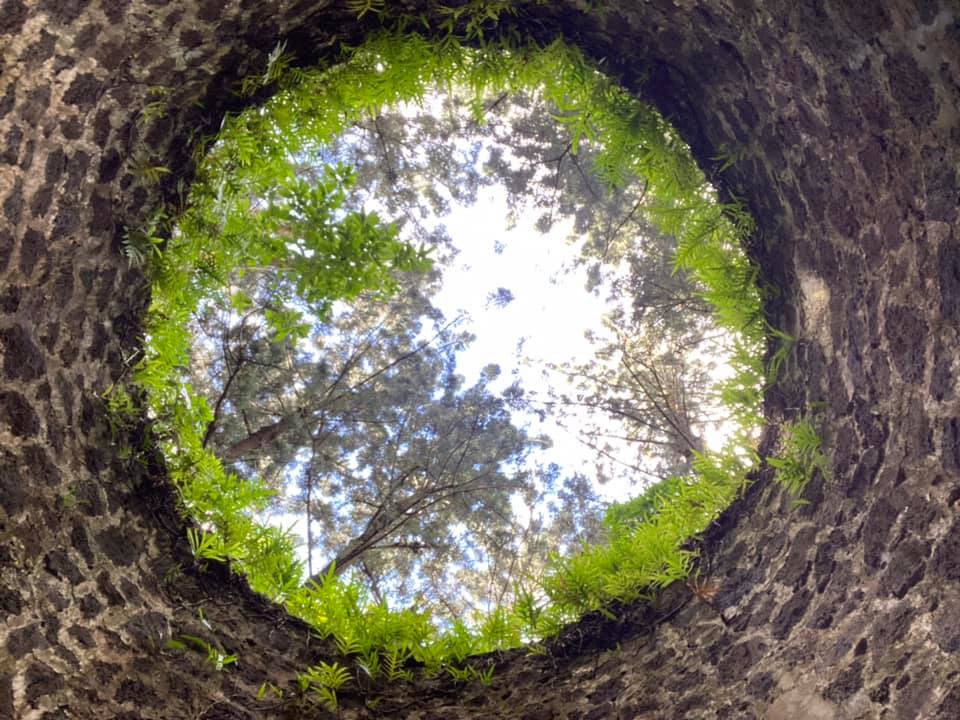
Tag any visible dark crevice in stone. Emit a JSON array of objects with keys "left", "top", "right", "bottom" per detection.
[
  {"left": 0, "top": 325, "right": 46, "bottom": 382},
  {"left": 0, "top": 391, "right": 40, "bottom": 438}
]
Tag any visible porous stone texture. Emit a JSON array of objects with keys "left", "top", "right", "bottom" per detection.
[{"left": 1, "top": 1, "right": 959, "bottom": 718}]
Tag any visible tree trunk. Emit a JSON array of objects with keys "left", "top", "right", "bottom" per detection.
[
  {"left": 220, "top": 410, "right": 305, "bottom": 461},
  {"left": 2, "top": 1, "right": 959, "bottom": 718}
]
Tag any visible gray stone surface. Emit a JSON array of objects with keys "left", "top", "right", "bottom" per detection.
[{"left": 1, "top": 1, "right": 959, "bottom": 717}]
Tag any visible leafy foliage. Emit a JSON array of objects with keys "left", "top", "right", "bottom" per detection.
[
  {"left": 127, "top": 12, "right": 780, "bottom": 698},
  {"left": 769, "top": 418, "right": 829, "bottom": 501},
  {"left": 541, "top": 448, "right": 753, "bottom": 621},
  {"left": 298, "top": 660, "right": 353, "bottom": 710},
  {"left": 165, "top": 633, "right": 238, "bottom": 672},
  {"left": 602, "top": 476, "right": 685, "bottom": 537}
]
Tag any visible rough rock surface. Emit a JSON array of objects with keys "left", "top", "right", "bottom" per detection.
[{"left": 1, "top": 1, "right": 959, "bottom": 718}]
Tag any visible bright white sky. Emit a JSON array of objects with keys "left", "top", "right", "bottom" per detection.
[{"left": 425, "top": 186, "right": 642, "bottom": 502}]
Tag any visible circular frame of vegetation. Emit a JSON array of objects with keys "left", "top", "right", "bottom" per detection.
[{"left": 111, "top": 12, "right": 794, "bottom": 700}]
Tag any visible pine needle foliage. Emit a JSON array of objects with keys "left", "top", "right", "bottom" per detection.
[{"left": 127, "top": 7, "right": 786, "bottom": 695}]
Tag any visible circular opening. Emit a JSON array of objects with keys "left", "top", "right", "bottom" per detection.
[{"left": 118, "top": 26, "right": 775, "bottom": 685}]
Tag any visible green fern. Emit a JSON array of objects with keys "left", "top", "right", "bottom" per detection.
[
  {"left": 347, "top": 0, "right": 385, "bottom": 19},
  {"left": 165, "top": 634, "right": 237, "bottom": 672},
  {"left": 769, "top": 418, "right": 829, "bottom": 501},
  {"left": 298, "top": 661, "right": 352, "bottom": 710}
]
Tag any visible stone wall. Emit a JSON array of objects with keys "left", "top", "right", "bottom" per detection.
[{"left": 1, "top": 1, "right": 959, "bottom": 717}]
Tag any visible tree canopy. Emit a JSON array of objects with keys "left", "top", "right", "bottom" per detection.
[
  {"left": 318, "top": 88, "right": 732, "bottom": 486},
  {"left": 181, "top": 85, "right": 741, "bottom": 617}
]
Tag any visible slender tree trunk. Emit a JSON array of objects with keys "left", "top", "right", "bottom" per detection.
[
  {"left": 306, "top": 464, "right": 315, "bottom": 580},
  {"left": 3, "top": 2, "right": 960, "bottom": 718},
  {"left": 220, "top": 410, "right": 305, "bottom": 460}
]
